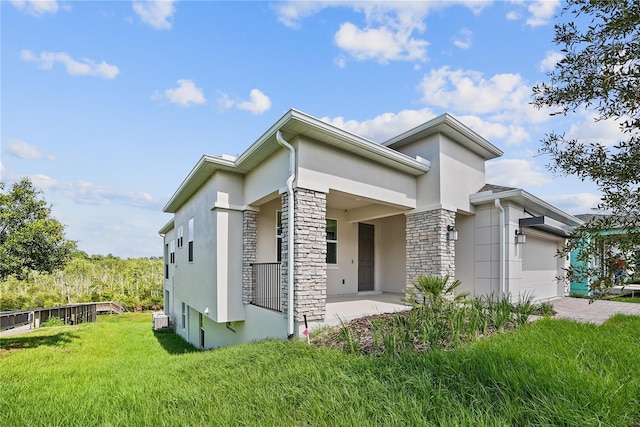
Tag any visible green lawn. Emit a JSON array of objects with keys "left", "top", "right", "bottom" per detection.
[{"left": 1, "top": 312, "right": 639, "bottom": 426}]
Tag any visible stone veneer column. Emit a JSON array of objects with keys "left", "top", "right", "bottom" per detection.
[
  {"left": 280, "top": 189, "right": 327, "bottom": 322},
  {"left": 242, "top": 210, "right": 258, "bottom": 305},
  {"left": 406, "top": 209, "right": 456, "bottom": 286}
]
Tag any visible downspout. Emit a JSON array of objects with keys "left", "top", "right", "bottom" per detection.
[
  {"left": 276, "top": 130, "right": 296, "bottom": 338},
  {"left": 495, "top": 199, "right": 506, "bottom": 295}
]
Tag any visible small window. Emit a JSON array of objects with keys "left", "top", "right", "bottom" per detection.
[
  {"left": 170, "top": 240, "right": 176, "bottom": 264},
  {"left": 199, "top": 312, "right": 205, "bottom": 348},
  {"left": 181, "top": 303, "right": 186, "bottom": 329},
  {"left": 188, "top": 218, "right": 194, "bottom": 262},
  {"left": 164, "top": 244, "right": 169, "bottom": 279},
  {"left": 177, "top": 225, "right": 184, "bottom": 248},
  {"left": 276, "top": 211, "right": 282, "bottom": 262},
  {"left": 326, "top": 218, "right": 337, "bottom": 264}
]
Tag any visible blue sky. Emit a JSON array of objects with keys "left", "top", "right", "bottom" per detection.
[{"left": 2, "top": 0, "right": 614, "bottom": 258}]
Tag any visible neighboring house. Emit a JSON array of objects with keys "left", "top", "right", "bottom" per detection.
[
  {"left": 570, "top": 214, "right": 640, "bottom": 296},
  {"left": 160, "top": 109, "right": 581, "bottom": 349}
]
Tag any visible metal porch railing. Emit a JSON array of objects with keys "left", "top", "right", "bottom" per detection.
[{"left": 250, "top": 262, "right": 282, "bottom": 312}]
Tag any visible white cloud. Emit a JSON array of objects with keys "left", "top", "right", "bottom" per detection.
[
  {"left": 505, "top": 10, "right": 521, "bottom": 21},
  {"left": 334, "top": 21, "right": 428, "bottom": 63},
  {"left": 539, "top": 50, "right": 564, "bottom": 72},
  {"left": 273, "top": 1, "right": 328, "bottom": 29},
  {"left": 215, "top": 92, "right": 235, "bottom": 110},
  {"left": 274, "top": 1, "right": 491, "bottom": 29},
  {"left": 418, "top": 66, "right": 550, "bottom": 125},
  {"left": 10, "top": 0, "right": 58, "bottom": 16},
  {"left": 321, "top": 108, "right": 438, "bottom": 142},
  {"left": 28, "top": 174, "right": 162, "bottom": 210},
  {"left": 526, "top": 0, "right": 560, "bottom": 27},
  {"left": 132, "top": 0, "right": 177, "bottom": 30},
  {"left": 419, "top": 67, "right": 527, "bottom": 115},
  {"left": 334, "top": 54, "right": 348, "bottom": 68},
  {"left": 506, "top": 0, "right": 560, "bottom": 27},
  {"left": 452, "top": 28, "right": 473, "bottom": 50},
  {"left": 320, "top": 107, "right": 531, "bottom": 146},
  {"left": 20, "top": 49, "right": 120, "bottom": 79},
  {"left": 237, "top": 89, "right": 272, "bottom": 115},
  {"left": 218, "top": 89, "right": 272, "bottom": 115},
  {"left": 456, "top": 115, "right": 530, "bottom": 146},
  {"left": 274, "top": 2, "right": 493, "bottom": 65},
  {"left": 543, "top": 193, "right": 602, "bottom": 215},
  {"left": 485, "top": 158, "right": 553, "bottom": 187},
  {"left": 6, "top": 139, "right": 56, "bottom": 160},
  {"left": 565, "top": 112, "right": 625, "bottom": 147},
  {"left": 153, "top": 79, "right": 206, "bottom": 107}
]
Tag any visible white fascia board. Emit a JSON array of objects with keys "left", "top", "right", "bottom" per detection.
[
  {"left": 163, "top": 154, "right": 236, "bottom": 213},
  {"left": 158, "top": 218, "right": 175, "bottom": 236},
  {"left": 383, "top": 113, "right": 504, "bottom": 160},
  {"left": 469, "top": 189, "right": 584, "bottom": 226},
  {"left": 235, "top": 109, "right": 430, "bottom": 176},
  {"left": 165, "top": 109, "right": 431, "bottom": 213},
  {"left": 289, "top": 110, "right": 431, "bottom": 174}
]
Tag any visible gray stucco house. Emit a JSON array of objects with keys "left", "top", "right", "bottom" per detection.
[{"left": 160, "top": 109, "right": 581, "bottom": 349}]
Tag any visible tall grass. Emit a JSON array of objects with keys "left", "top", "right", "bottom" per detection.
[
  {"left": 327, "top": 277, "right": 551, "bottom": 357},
  {"left": 1, "top": 312, "right": 639, "bottom": 425}
]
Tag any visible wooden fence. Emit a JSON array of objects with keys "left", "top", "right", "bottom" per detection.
[{"left": 0, "top": 301, "right": 123, "bottom": 333}]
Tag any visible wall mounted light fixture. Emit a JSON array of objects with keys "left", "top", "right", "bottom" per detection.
[
  {"left": 447, "top": 225, "right": 459, "bottom": 241},
  {"left": 515, "top": 229, "right": 527, "bottom": 244}
]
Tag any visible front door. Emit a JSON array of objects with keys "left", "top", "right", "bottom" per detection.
[{"left": 358, "top": 223, "right": 375, "bottom": 291}]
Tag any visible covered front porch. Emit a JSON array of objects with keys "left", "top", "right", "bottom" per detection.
[{"left": 245, "top": 187, "right": 458, "bottom": 330}]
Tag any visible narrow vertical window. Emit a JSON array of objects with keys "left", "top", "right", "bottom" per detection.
[
  {"left": 199, "top": 312, "right": 205, "bottom": 348},
  {"left": 276, "top": 210, "right": 282, "bottom": 262},
  {"left": 188, "top": 218, "right": 194, "bottom": 262},
  {"left": 170, "top": 240, "right": 176, "bottom": 264},
  {"left": 164, "top": 243, "right": 169, "bottom": 279},
  {"left": 181, "top": 302, "right": 186, "bottom": 329},
  {"left": 177, "top": 225, "right": 184, "bottom": 248},
  {"left": 326, "top": 218, "right": 337, "bottom": 264}
]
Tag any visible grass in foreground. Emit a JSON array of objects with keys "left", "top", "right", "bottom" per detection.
[{"left": 1, "top": 312, "right": 639, "bottom": 426}]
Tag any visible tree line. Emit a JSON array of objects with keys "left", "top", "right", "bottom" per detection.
[
  {"left": 0, "top": 252, "right": 164, "bottom": 312},
  {"left": 1, "top": 178, "right": 163, "bottom": 312}
]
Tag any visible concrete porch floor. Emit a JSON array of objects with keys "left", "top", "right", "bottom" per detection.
[{"left": 321, "top": 292, "right": 410, "bottom": 328}]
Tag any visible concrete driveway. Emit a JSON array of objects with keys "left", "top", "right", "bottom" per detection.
[{"left": 551, "top": 297, "right": 640, "bottom": 325}]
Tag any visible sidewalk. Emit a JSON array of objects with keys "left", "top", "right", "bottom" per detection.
[{"left": 551, "top": 297, "right": 640, "bottom": 325}]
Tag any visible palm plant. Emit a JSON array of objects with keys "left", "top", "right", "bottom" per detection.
[{"left": 401, "top": 274, "right": 468, "bottom": 313}]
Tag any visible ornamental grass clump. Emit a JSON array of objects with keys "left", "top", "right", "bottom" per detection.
[{"left": 315, "top": 275, "right": 555, "bottom": 357}]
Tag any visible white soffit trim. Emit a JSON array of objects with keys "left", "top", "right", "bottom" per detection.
[
  {"left": 469, "top": 188, "right": 584, "bottom": 227},
  {"left": 163, "top": 154, "right": 236, "bottom": 213},
  {"left": 383, "top": 113, "right": 503, "bottom": 160},
  {"left": 164, "top": 109, "right": 432, "bottom": 213},
  {"left": 234, "top": 109, "right": 431, "bottom": 175},
  {"left": 158, "top": 218, "right": 174, "bottom": 236}
]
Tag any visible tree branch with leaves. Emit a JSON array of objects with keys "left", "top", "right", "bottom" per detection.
[
  {"left": 0, "top": 178, "right": 76, "bottom": 281},
  {"left": 533, "top": 0, "right": 640, "bottom": 295}
]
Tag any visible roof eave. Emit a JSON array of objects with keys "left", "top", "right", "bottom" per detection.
[
  {"left": 383, "top": 113, "right": 504, "bottom": 160},
  {"left": 163, "top": 155, "right": 236, "bottom": 213},
  {"left": 158, "top": 218, "right": 175, "bottom": 235},
  {"left": 470, "top": 188, "right": 584, "bottom": 227}
]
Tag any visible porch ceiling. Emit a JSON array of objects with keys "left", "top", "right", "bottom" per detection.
[{"left": 327, "top": 190, "right": 409, "bottom": 222}]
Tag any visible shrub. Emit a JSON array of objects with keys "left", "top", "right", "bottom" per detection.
[{"left": 41, "top": 317, "right": 65, "bottom": 327}]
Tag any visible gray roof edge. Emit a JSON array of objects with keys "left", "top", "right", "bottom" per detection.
[
  {"left": 236, "top": 109, "right": 431, "bottom": 173},
  {"left": 383, "top": 113, "right": 504, "bottom": 160},
  {"left": 163, "top": 154, "right": 236, "bottom": 213},
  {"left": 470, "top": 188, "right": 584, "bottom": 227},
  {"left": 164, "top": 109, "right": 431, "bottom": 213}
]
